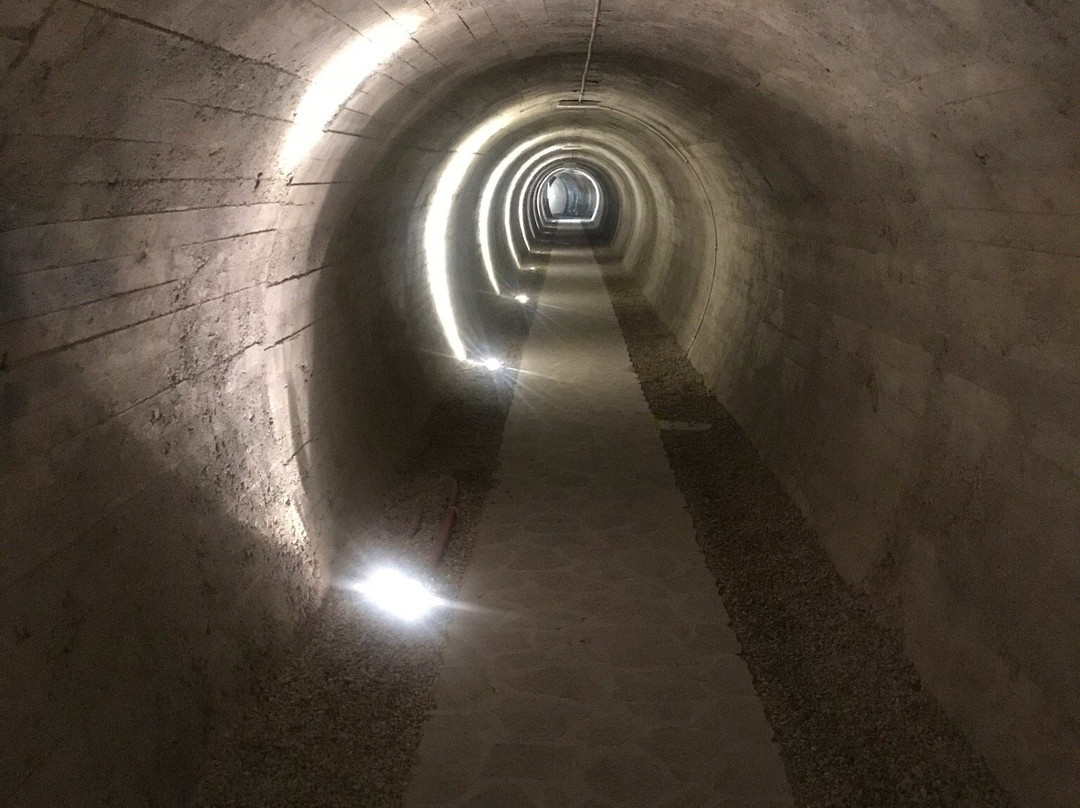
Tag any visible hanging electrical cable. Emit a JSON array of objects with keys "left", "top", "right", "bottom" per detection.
[{"left": 577, "top": 0, "right": 603, "bottom": 103}]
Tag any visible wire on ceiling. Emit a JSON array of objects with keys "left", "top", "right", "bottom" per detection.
[{"left": 577, "top": 0, "right": 603, "bottom": 103}]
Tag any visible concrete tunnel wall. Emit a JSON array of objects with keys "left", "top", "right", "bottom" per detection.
[{"left": 1, "top": 1, "right": 1079, "bottom": 806}]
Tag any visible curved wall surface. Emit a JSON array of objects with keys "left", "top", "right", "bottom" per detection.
[{"left": 2, "top": 2, "right": 1078, "bottom": 806}]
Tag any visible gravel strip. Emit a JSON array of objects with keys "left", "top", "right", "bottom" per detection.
[
  {"left": 189, "top": 269, "right": 545, "bottom": 808},
  {"left": 602, "top": 270, "right": 1015, "bottom": 808}
]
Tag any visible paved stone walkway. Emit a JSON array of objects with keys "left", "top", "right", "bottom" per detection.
[{"left": 404, "top": 254, "right": 794, "bottom": 808}]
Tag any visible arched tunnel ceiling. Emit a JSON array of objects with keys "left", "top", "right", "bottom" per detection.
[
  {"left": 2, "top": 2, "right": 1079, "bottom": 807},
  {"left": 92, "top": 0, "right": 1080, "bottom": 170}
]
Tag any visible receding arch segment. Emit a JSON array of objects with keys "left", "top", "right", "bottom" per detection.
[
  {"left": 525, "top": 159, "right": 618, "bottom": 250},
  {"left": 422, "top": 105, "right": 544, "bottom": 361},
  {"left": 477, "top": 133, "right": 555, "bottom": 295},
  {"left": 503, "top": 141, "right": 640, "bottom": 269}
]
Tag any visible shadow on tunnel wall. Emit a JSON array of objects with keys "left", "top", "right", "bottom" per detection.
[
  {"left": 287, "top": 188, "right": 436, "bottom": 569},
  {"left": 0, "top": 366, "right": 320, "bottom": 806}
]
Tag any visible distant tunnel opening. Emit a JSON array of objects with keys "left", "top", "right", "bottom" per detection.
[{"left": 542, "top": 168, "right": 602, "bottom": 221}]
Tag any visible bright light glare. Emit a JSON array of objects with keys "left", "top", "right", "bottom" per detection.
[
  {"left": 515, "top": 294, "right": 530, "bottom": 304},
  {"left": 355, "top": 567, "right": 443, "bottom": 622},
  {"left": 424, "top": 110, "right": 520, "bottom": 361},
  {"left": 279, "top": 16, "right": 421, "bottom": 173},
  {"left": 481, "top": 357, "right": 503, "bottom": 371}
]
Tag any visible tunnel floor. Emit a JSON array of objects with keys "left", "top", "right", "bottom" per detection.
[
  {"left": 190, "top": 255, "right": 1014, "bottom": 808},
  {"left": 403, "top": 253, "right": 793, "bottom": 807}
]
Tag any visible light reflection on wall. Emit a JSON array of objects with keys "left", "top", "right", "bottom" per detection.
[
  {"left": 504, "top": 144, "right": 568, "bottom": 268},
  {"left": 279, "top": 15, "right": 423, "bottom": 174},
  {"left": 477, "top": 134, "right": 550, "bottom": 294},
  {"left": 423, "top": 109, "right": 525, "bottom": 361}
]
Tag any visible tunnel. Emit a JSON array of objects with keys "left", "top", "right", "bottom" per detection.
[{"left": 1, "top": 1, "right": 1078, "bottom": 806}]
